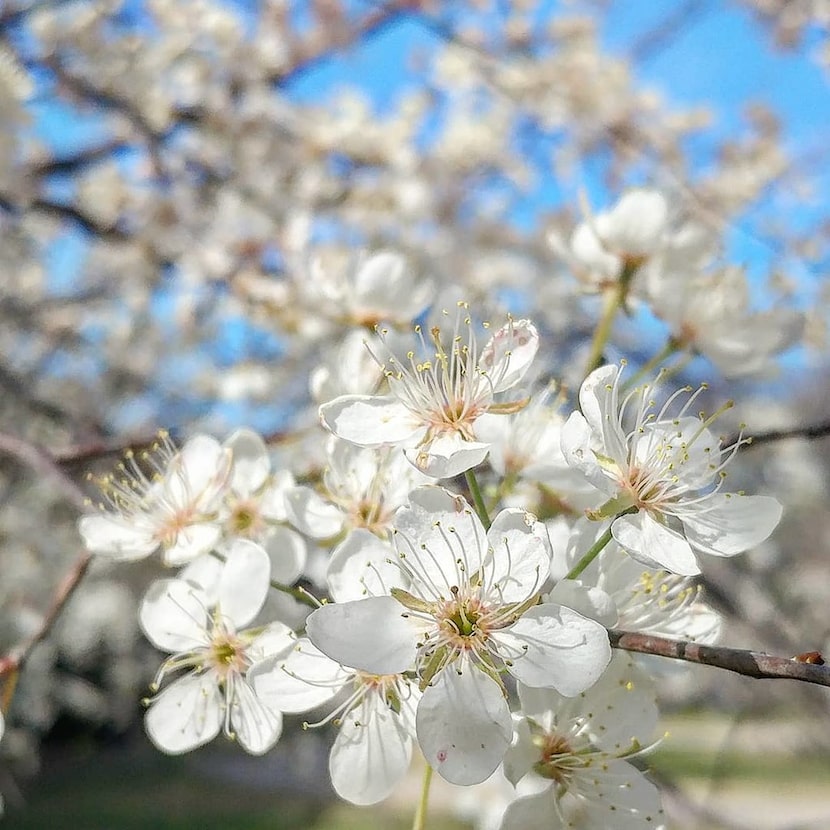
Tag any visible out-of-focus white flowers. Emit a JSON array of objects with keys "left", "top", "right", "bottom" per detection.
[
  {"left": 650, "top": 265, "right": 803, "bottom": 378},
  {"left": 550, "top": 190, "right": 671, "bottom": 293}
]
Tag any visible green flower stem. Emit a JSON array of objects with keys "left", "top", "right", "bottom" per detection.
[
  {"left": 621, "top": 337, "right": 681, "bottom": 391},
  {"left": 584, "top": 286, "right": 622, "bottom": 378},
  {"left": 269, "top": 579, "right": 321, "bottom": 609},
  {"left": 583, "top": 260, "right": 641, "bottom": 379},
  {"left": 465, "top": 468, "right": 491, "bottom": 529},
  {"left": 565, "top": 508, "right": 638, "bottom": 580},
  {"left": 208, "top": 550, "right": 321, "bottom": 609},
  {"left": 565, "top": 525, "right": 615, "bottom": 580},
  {"left": 412, "top": 763, "right": 434, "bottom": 830}
]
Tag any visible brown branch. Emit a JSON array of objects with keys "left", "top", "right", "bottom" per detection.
[
  {"left": 628, "top": 0, "right": 713, "bottom": 63},
  {"left": 738, "top": 421, "right": 830, "bottom": 449},
  {"left": 0, "top": 550, "right": 92, "bottom": 680},
  {"left": 0, "top": 431, "right": 88, "bottom": 509},
  {"left": 610, "top": 629, "right": 830, "bottom": 687},
  {"left": 0, "top": 433, "right": 94, "bottom": 680},
  {"left": 273, "top": 0, "right": 423, "bottom": 87}
]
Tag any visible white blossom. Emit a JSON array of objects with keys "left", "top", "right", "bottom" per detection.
[
  {"left": 79, "top": 433, "right": 231, "bottom": 566},
  {"left": 219, "top": 428, "right": 306, "bottom": 585},
  {"left": 140, "top": 539, "right": 293, "bottom": 754},
  {"left": 548, "top": 518, "right": 722, "bottom": 644},
  {"left": 305, "top": 486, "right": 611, "bottom": 785},
  {"left": 649, "top": 266, "right": 803, "bottom": 378},
  {"left": 284, "top": 437, "right": 429, "bottom": 542},
  {"left": 250, "top": 638, "right": 419, "bottom": 806},
  {"left": 561, "top": 365, "right": 782, "bottom": 575},
  {"left": 320, "top": 307, "right": 539, "bottom": 478},
  {"left": 500, "top": 655, "right": 665, "bottom": 830}
]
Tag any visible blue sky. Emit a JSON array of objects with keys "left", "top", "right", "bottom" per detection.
[{"left": 17, "top": 1, "right": 830, "bottom": 429}]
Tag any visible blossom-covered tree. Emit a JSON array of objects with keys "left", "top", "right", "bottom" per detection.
[{"left": 1, "top": 3, "right": 830, "bottom": 829}]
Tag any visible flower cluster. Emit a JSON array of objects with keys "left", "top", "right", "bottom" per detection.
[{"left": 71, "top": 275, "right": 783, "bottom": 827}]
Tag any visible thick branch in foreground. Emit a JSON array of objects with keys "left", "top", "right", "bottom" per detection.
[{"left": 610, "top": 629, "right": 830, "bottom": 687}]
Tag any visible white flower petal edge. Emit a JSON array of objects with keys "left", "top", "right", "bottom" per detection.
[
  {"left": 416, "top": 656, "right": 513, "bottom": 785},
  {"left": 329, "top": 693, "right": 413, "bottom": 805},
  {"left": 249, "top": 638, "right": 351, "bottom": 714},
  {"left": 230, "top": 679, "right": 283, "bottom": 755},
  {"left": 217, "top": 539, "right": 271, "bottom": 628},
  {"left": 320, "top": 396, "right": 424, "bottom": 447},
  {"left": 284, "top": 486, "right": 345, "bottom": 539},
  {"left": 305, "top": 596, "right": 418, "bottom": 675},
  {"left": 140, "top": 579, "right": 208, "bottom": 653},
  {"left": 224, "top": 428, "right": 271, "bottom": 495},
  {"left": 145, "top": 672, "right": 223, "bottom": 754},
  {"left": 611, "top": 512, "right": 701, "bottom": 576},
  {"left": 492, "top": 604, "right": 611, "bottom": 694}
]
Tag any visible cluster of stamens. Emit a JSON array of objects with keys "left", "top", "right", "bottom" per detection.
[
  {"left": 88, "top": 430, "right": 178, "bottom": 516},
  {"left": 369, "top": 304, "right": 526, "bottom": 441}
]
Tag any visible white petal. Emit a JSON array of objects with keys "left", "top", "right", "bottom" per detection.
[
  {"left": 680, "top": 494, "right": 782, "bottom": 557},
  {"left": 218, "top": 539, "right": 271, "bottom": 628},
  {"left": 320, "top": 396, "right": 424, "bottom": 446},
  {"left": 612, "top": 512, "right": 700, "bottom": 576},
  {"left": 249, "top": 639, "right": 350, "bottom": 713},
  {"left": 499, "top": 788, "right": 556, "bottom": 830},
  {"left": 496, "top": 604, "right": 611, "bottom": 695},
  {"left": 502, "top": 714, "right": 539, "bottom": 786},
  {"left": 577, "top": 365, "right": 628, "bottom": 463},
  {"left": 306, "top": 597, "right": 417, "bottom": 675},
  {"left": 570, "top": 759, "right": 664, "bottom": 829},
  {"left": 353, "top": 251, "right": 408, "bottom": 303},
  {"left": 258, "top": 469, "right": 295, "bottom": 521},
  {"left": 327, "top": 529, "right": 402, "bottom": 603},
  {"left": 179, "top": 553, "right": 223, "bottom": 602},
  {"left": 284, "top": 486, "right": 345, "bottom": 539},
  {"left": 225, "top": 428, "right": 271, "bottom": 496},
  {"left": 416, "top": 659, "right": 512, "bottom": 785},
  {"left": 546, "top": 579, "right": 617, "bottom": 627},
  {"left": 230, "top": 679, "right": 283, "bottom": 755},
  {"left": 479, "top": 319, "right": 539, "bottom": 393},
  {"left": 162, "top": 523, "right": 222, "bottom": 567},
  {"left": 78, "top": 514, "right": 158, "bottom": 560},
  {"left": 247, "top": 621, "right": 297, "bottom": 663},
  {"left": 394, "top": 486, "right": 486, "bottom": 595},
  {"left": 560, "top": 411, "right": 618, "bottom": 496},
  {"left": 260, "top": 525, "right": 306, "bottom": 585},
  {"left": 405, "top": 434, "right": 490, "bottom": 479},
  {"left": 578, "top": 654, "right": 659, "bottom": 751},
  {"left": 605, "top": 189, "right": 668, "bottom": 254},
  {"left": 145, "top": 673, "right": 222, "bottom": 754},
  {"left": 330, "top": 694, "right": 412, "bottom": 805},
  {"left": 172, "top": 435, "right": 231, "bottom": 509},
  {"left": 486, "top": 509, "right": 550, "bottom": 603},
  {"left": 140, "top": 579, "right": 208, "bottom": 652}
]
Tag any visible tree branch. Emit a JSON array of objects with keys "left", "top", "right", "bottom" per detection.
[
  {"left": 0, "top": 550, "right": 92, "bottom": 680},
  {"left": 740, "top": 421, "right": 830, "bottom": 449},
  {"left": 610, "top": 629, "right": 830, "bottom": 687},
  {"left": 0, "top": 432, "right": 93, "bottom": 680}
]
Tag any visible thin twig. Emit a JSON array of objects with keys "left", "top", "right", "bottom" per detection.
[
  {"left": 0, "top": 431, "right": 88, "bottom": 509},
  {"left": 0, "top": 550, "right": 92, "bottom": 680},
  {"left": 610, "top": 630, "right": 830, "bottom": 687},
  {"left": 0, "top": 434, "right": 94, "bottom": 679},
  {"left": 737, "top": 421, "right": 830, "bottom": 450}
]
